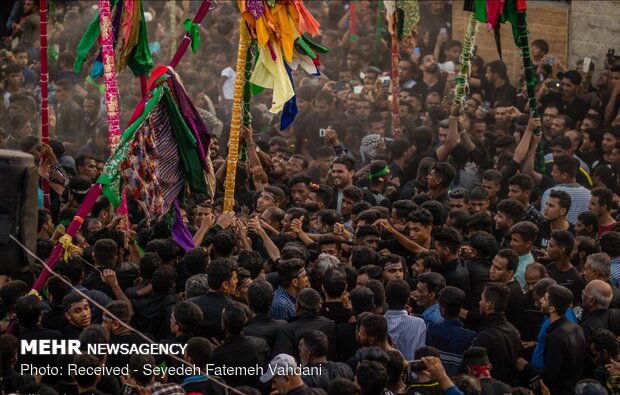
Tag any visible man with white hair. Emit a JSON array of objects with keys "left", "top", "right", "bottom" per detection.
[
  {"left": 580, "top": 279, "right": 620, "bottom": 339},
  {"left": 582, "top": 252, "right": 620, "bottom": 308}
]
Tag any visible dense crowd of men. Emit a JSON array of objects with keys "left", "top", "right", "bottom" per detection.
[{"left": 1, "top": 0, "right": 620, "bottom": 394}]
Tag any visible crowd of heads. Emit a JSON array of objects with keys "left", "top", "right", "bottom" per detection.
[{"left": 1, "top": 0, "right": 620, "bottom": 395}]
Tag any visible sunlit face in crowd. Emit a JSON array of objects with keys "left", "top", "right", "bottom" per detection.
[
  {"left": 494, "top": 106, "right": 510, "bottom": 124},
  {"left": 426, "top": 169, "right": 443, "bottom": 189},
  {"left": 561, "top": 78, "right": 577, "bottom": 100},
  {"left": 493, "top": 211, "right": 511, "bottom": 232},
  {"left": 550, "top": 164, "right": 568, "bottom": 184},
  {"left": 542, "top": 107, "right": 559, "bottom": 129},
  {"left": 341, "top": 197, "right": 356, "bottom": 217},
  {"left": 544, "top": 197, "right": 565, "bottom": 221},
  {"left": 414, "top": 281, "right": 433, "bottom": 308},
  {"left": 65, "top": 300, "right": 91, "bottom": 328},
  {"left": 383, "top": 263, "right": 404, "bottom": 282},
  {"left": 290, "top": 183, "right": 310, "bottom": 206},
  {"left": 545, "top": 238, "right": 564, "bottom": 261},
  {"left": 490, "top": 255, "right": 512, "bottom": 283},
  {"left": 285, "top": 157, "right": 305, "bottom": 179},
  {"left": 469, "top": 199, "right": 489, "bottom": 214},
  {"left": 425, "top": 93, "right": 441, "bottom": 110},
  {"left": 507, "top": 185, "right": 528, "bottom": 204},
  {"left": 525, "top": 268, "right": 542, "bottom": 293},
  {"left": 408, "top": 221, "right": 431, "bottom": 245},
  {"left": 602, "top": 132, "right": 617, "bottom": 154},
  {"left": 481, "top": 180, "right": 500, "bottom": 200},
  {"left": 78, "top": 158, "right": 98, "bottom": 182},
  {"left": 582, "top": 258, "right": 599, "bottom": 284},
  {"left": 256, "top": 192, "right": 277, "bottom": 213},
  {"left": 356, "top": 100, "right": 371, "bottom": 121},
  {"left": 448, "top": 197, "right": 469, "bottom": 212},
  {"left": 357, "top": 235, "right": 380, "bottom": 251},
  {"left": 331, "top": 163, "right": 352, "bottom": 188},
  {"left": 509, "top": 233, "right": 530, "bottom": 256},
  {"left": 464, "top": 98, "right": 479, "bottom": 116}
]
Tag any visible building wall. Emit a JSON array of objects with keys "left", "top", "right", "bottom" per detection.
[{"left": 569, "top": 0, "right": 620, "bottom": 79}]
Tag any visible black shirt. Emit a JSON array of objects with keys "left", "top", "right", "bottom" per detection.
[
  {"left": 540, "top": 92, "right": 589, "bottom": 123},
  {"left": 244, "top": 313, "right": 287, "bottom": 349},
  {"left": 535, "top": 220, "right": 575, "bottom": 249},
  {"left": 188, "top": 291, "right": 233, "bottom": 342},
  {"left": 131, "top": 293, "right": 179, "bottom": 340},
  {"left": 210, "top": 334, "right": 270, "bottom": 388},
  {"left": 442, "top": 259, "right": 470, "bottom": 296},
  {"left": 483, "top": 82, "right": 517, "bottom": 106},
  {"left": 545, "top": 262, "right": 585, "bottom": 304},
  {"left": 321, "top": 301, "right": 352, "bottom": 324}
]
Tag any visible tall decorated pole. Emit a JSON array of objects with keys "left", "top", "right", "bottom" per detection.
[
  {"left": 40, "top": 0, "right": 50, "bottom": 209},
  {"left": 390, "top": 25, "right": 400, "bottom": 136},
  {"left": 466, "top": 0, "right": 544, "bottom": 172},
  {"left": 30, "top": 0, "right": 215, "bottom": 294},
  {"left": 223, "top": 21, "right": 251, "bottom": 212},
  {"left": 454, "top": 12, "right": 478, "bottom": 106},
  {"left": 384, "top": 0, "right": 419, "bottom": 139},
  {"left": 516, "top": 10, "right": 545, "bottom": 173},
  {"left": 349, "top": 1, "right": 358, "bottom": 49},
  {"left": 98, "top": 0, "right": 130, "bottom": 222},
  {"left": 99, "top": 0, "right": 121, "bottom": 150}
]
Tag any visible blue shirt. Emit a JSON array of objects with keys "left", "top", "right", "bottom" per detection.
[
  {"left": 427, "top": 318, "right": 477, "bottom": 377},
  {"left": 422, "top": 303, "right": 444, "bottom": 326},
  {"left": 610, "top": 257, "right": 620, "bottom": 289},
  {"left": 530, "top": 308, "right": 578, "bottom": 369},
  {"left": 269, "top": 286, "right": 296, "bottom": 321}
]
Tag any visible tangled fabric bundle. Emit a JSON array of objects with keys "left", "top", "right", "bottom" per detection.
[
  {"left": 238, "top": 0, "right": 327, "bottom": 130},
  {"left": 74, "top": 0, "right": 153, "bottom": 78},
  {"left": 98, "top": 67, "right": 213, "bottom": 250}
]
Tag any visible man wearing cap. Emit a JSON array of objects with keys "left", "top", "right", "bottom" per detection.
[
  {"left": 362, "top": 160, "right": 392, "bottom": 209},
  {"left": 260, "top": 353, "right": 327, "bottom": 395},
  {"left": 62, "top": 291, "right": 92, "bottom": 339},
  {"left": 272, "top": 288, "right": 337, "bottom": 362},
  {"left": 539, "top": 70, "right": 589, "bottom": 126}
]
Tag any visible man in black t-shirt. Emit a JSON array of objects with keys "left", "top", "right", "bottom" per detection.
[
  {"left": 483, "top": 60, "right": 517, "bottom": 106},
  {"left": 539, "top": 70, "right": 589, "bottom": 126},
  {"left": 536, "top": 190, "right": 575, "bottom": 250},
  {"left": 544, "top": 230, "right": 585, "bottom": 303}
]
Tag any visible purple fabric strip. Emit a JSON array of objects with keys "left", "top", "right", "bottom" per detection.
[
  {"left": 171, "top": 199, "right": 194, "bottom": 252},
  {"left": 168, "top": 74, "right": 211, "bottom": 172}
]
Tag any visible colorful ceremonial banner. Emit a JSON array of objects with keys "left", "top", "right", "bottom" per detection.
[
  {"left": 239, "top": 0, "right": 326, "bottom": 130},
  {"left": 74, "top": 0, "right": 152, "bottom": 77}
]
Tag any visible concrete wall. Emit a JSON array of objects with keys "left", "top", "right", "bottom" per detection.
[{"left": 569, "top": 0, "right": 620, "bottom": 78}]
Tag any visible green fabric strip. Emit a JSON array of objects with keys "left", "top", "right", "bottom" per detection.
[
  {"left": 99, "top": 84, "right": 164, "bottom": 207},
  {"left": 162, "top": 90, "right": 208, "bottom": 195}
]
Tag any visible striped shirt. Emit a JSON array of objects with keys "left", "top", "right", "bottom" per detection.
[
  {"left": 384, "top": 309, "right": 426, "bottom": 360},
  {"left": 540, "top": 184, "right": 592, "bottom": 224},
  {"left": 611, "top": 257, "right": 620, "bottom": 289}
]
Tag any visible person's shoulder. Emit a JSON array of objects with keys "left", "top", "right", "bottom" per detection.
[{"left": 246, "top": 334, "right": 270, "bottom": 348}]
